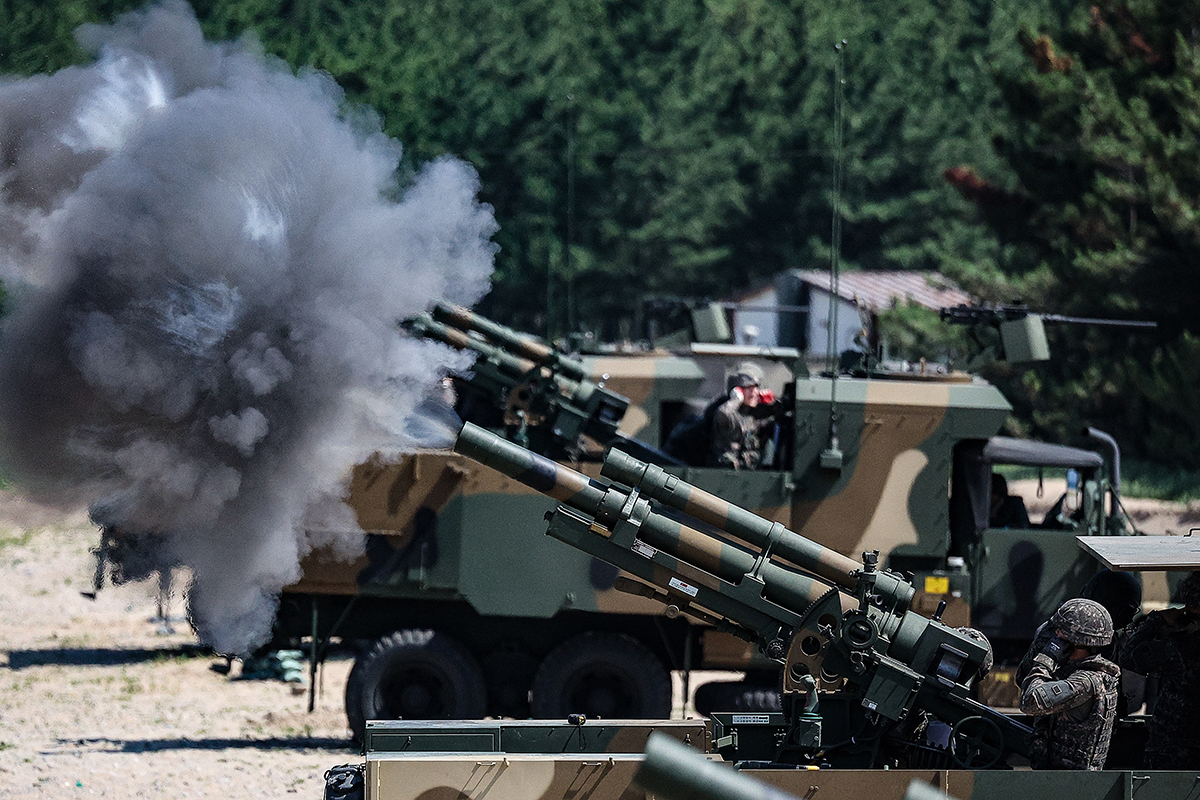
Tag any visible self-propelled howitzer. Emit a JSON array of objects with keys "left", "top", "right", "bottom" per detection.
[{"left": 453, "top": 422, "right": 1031, "bottom": 769}]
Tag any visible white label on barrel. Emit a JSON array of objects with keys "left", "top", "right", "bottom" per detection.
[
  {"left": 668, "top": 577, "right": 698, "bottom": 597},
  {"left": 633, "top": 540, "right": 658, "bottom": 559},
  {"left": 731, "top": 715, "right": 772, "bottom": 725}
]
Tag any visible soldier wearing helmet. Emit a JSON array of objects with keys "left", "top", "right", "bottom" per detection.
[
  {"left": 1120, "top": 571, "right": 1200, "bottom": 769},
  {"left": 1017, "top": 570, "right": 1145, "bottom": 717},
  {"left": 956, "top": 626, "right": 994, "bottom": 683},
  {"left": 1018, "top": 598, "right": 1120, "bottom": 770},
  {"left": 706, "top": 362, "right": 777, "bottom": 470}
]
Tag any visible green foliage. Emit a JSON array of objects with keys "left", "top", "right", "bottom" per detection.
[
  {"left": 185, "top": 0, "right": 1057, "bottom": 338},
  {"left": 1120, "top": 458, "right": 1200, "bottom": 503},
  {"left": 0, "top": 0, "right": 145, "bottom": 75},
  {"left": 947, "top": 0, "right": 1200, "bottom": 468},
  {"left": 875, "top": 303, "right": 973, "bottom": 366},
  {"left": 6, "top": 0, "right": 1064, "bottom": 338}
]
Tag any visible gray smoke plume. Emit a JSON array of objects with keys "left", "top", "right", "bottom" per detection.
[{"left": 0, "top": 1, "right": 496, "bottom": 654}]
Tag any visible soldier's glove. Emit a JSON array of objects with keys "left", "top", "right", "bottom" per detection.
[{"left": 1042, "top": 635, "right": 1072, "bottom": 665}]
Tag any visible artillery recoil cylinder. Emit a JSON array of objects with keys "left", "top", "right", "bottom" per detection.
[{"left": 601, "top": 447, "right": 914, "bottom": 609}]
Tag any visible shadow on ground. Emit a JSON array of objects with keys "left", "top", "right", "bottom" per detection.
[
  {"left": 5, "top": 644, "right": 211, "bottom": 669},
  {"left": 52, "top": 735, "right": 356, "bottom": 753}
]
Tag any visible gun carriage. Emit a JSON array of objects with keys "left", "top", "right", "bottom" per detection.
[{"left": 453, "top": 422, "right": 1031, "bottom": 769}]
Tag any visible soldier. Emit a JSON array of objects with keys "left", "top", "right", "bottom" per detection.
[
  {"left": 1018, "top": 598, "right": 1120, "bottom": 770},
  {"left": 706, "top": 362, "right": 776, "bottom": 470},
  {"left": 1119, "top": 571, "right": 1200, "bottom": 769},
  {"left": 1016, "top": 569, "right": 1144, "bottom": 716}
]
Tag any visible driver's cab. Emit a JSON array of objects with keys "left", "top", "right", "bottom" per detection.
[
  {"left": 580, "top": 343, "right": 803, "bottom": 528},
  {"left": 951, "top": 436, "right": 1118, "bottom": 649}
]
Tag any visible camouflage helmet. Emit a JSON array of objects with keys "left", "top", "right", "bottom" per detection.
[
  {"left": 1050, "top": 598, "right": 1113, "bottom": 648},
  {"left": 955, "top": 626, "right": 993, "bottom": 680},
  {"left": 1176, "top": 571, "right": 1200, "bottom": 607},
  {"left": 727, "top": 362, "right": 765, "bottom": 391}
]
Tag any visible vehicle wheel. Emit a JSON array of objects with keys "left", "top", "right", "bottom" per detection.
[
  {"left": 530, "top": 632, "right": 671, "bottom": 719},
  {"left": 345, "top": 629, "right": 486, "bottom": 743}
]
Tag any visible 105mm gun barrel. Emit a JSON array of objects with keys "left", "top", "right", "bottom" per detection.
[
  {"left": 432, "top": 302, "right": 590, "bottom": 384},
  {"left": 407, "top": 303, "right": 676, "bottom": 464}
]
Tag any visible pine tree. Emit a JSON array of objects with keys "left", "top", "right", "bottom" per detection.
[{"left": 945, "top": 0, "right": 1200, "bottom": 466}]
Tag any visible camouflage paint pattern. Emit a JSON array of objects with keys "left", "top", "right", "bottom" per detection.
[
  {"left": 369, "top": 758, "right": 1200, "bottom": 800},
  {"left": 784, "top": 375, "right": 1008, "bottom": 561},
  {"left": 282, "top": 342, "right": 1131, "bottom": 720},
  {"left": 364, "top": 718, "right": 708, "bottom": 755},
  {"left": 360, "top": 717, "right": 1200, "bottom": 800}
]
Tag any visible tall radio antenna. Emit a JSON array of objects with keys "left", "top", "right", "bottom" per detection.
[{"left": 821, "top": 40, "right": 848, "bottom": 471}]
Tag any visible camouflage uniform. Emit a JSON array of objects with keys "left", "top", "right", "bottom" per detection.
[
  {"left": 1019, "top": 599, "right": 1120, "bottom": 770},
  {"left": 708, "top": 396, "right": 767, "bottom": 469},
  {"left": 1016, "top": 570, "right": 1144, "bottom": 718},
  {"left": 1119, "top": 572, "right": 1200, "bottom": 770}
]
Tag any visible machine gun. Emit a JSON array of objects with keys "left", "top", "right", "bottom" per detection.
[
  {"left": 453, "top": 422, "right": 1032, "bottom": 769},
  {"left": 406, "top": 302, "right": 677, "bottom": 464},
  {"left": 939, "top": 303, "right": 1157, "bottom": 363}
]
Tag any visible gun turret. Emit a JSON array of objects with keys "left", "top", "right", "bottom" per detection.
[
  {"left": 453, "top": 422, "right": 1031, "bottom": 769},
  {"left": 407, "top": 303, "right": 675, "bottom": 463}
]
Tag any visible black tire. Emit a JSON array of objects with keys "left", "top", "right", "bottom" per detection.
[
  {"left": 345, "top": 629, "right": 486, "bottom": 743},
  {"left": 529, "top": 632, "right": 671, "bottom": 719}
]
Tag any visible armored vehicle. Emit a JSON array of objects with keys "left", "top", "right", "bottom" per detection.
[
  {"left": 257, "top": 302, "right": 1139, "bottom": 743},
  {"left": 335, "top": 424, "right": 1200, "bottom": 800}
]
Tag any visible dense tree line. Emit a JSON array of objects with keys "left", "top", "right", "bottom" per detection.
[
  {"left": 4, "top": 0, "right": 1199, "bottom": 470},
  {"left": 942, "top": 0, "right": 1200, "bottom": 467},
  {"left": 0, "top": 0, "right": 1061, "bottom": 331}
]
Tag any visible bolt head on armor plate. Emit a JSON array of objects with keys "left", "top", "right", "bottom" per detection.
[{"left": 1050, "top": 598, "right": 1113, "bottom": 647}]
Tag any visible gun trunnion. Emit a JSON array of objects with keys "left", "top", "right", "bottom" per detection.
[{"left": 453, "top": 422, "right": 1031, "bottom": 769}]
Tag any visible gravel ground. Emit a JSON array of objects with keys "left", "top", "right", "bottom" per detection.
[
  {"left": 0, "top": 495, "right": 358, "bottom": 800},
  {"left": 0, "top": 492, "right": 712, "bottom": 800}
]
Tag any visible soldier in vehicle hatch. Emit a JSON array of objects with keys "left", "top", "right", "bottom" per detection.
[
  {"left": 706, "top": 362, "right": 778, "bottom": 470},
  {"left": 1119, "top": 571, "right": 1200, "bottom": 769},
  {"left": 1018, "top": 598, "right": 1120, "bottom": 770}
]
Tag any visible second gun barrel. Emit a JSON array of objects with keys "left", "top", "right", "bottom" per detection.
[{"left": 454, "top": 423, "right": 833, "bottom": 613}]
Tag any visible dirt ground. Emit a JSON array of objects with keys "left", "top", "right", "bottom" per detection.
[
  {"left": 0, "top": 485, "right": 1196, "bottom": 799},
  {"left": 0, "top": 495, "right": 359, "bottom": 800},
  {"left": 0, "top": 492, "right": 721, "bottom": 800}
]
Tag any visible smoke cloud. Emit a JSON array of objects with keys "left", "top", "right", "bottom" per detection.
[{"left": 0, "top": 1, "right": 496, "bottom": 654}]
